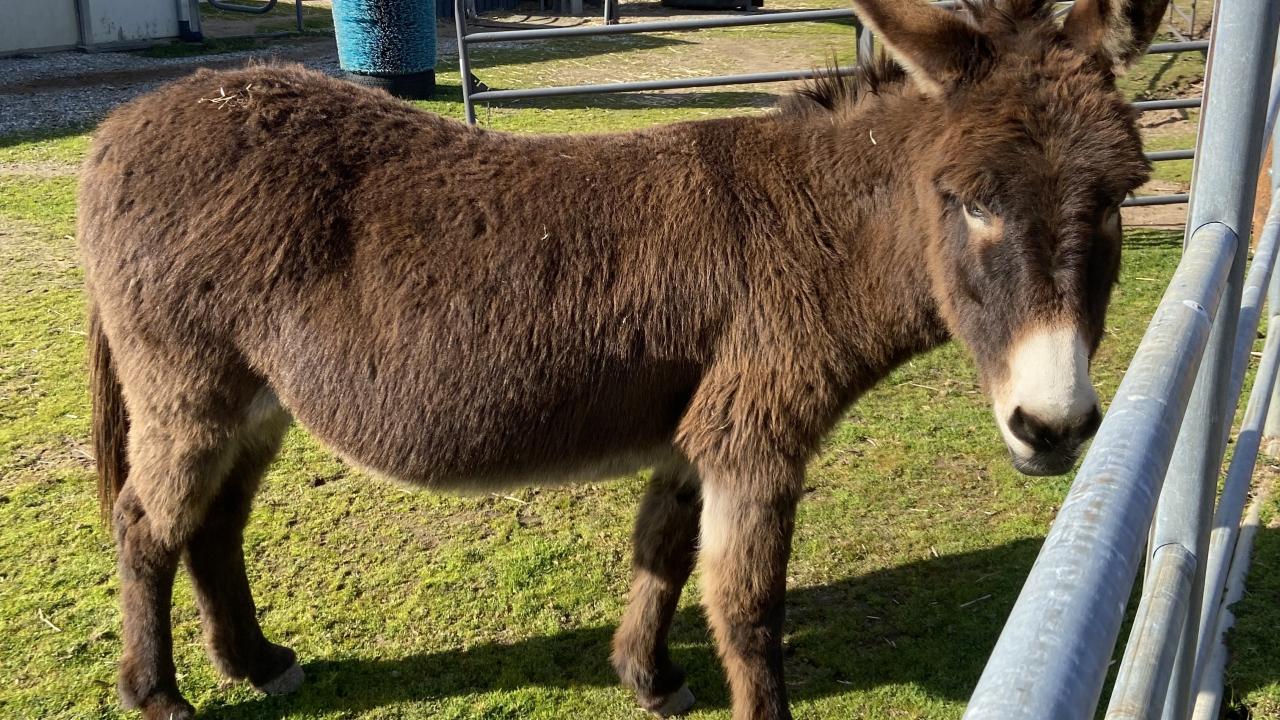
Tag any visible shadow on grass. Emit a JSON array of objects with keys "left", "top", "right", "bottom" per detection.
[
  {"left": 207, "top": 537, "right": 1047, "bottom": 717},
  {"left": 428, "top": 79, "right": 781, "bottom": 113},
  {"left": 1123, "top": 227, "right": 1184, "bottom": 249},
  {"left": 0, "top": 124, "right": 96, "bottom": 148}
]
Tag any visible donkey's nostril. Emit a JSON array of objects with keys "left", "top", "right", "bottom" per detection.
[
  {"left": 1078, "top": 406, "right": 1103, "bottom": 441},
  {"left": 1008, "top": 406, "right": 1057, "bottom": 453},
  {"left": 1009, "top": 405, "right": 1102, "bottom": 453}
]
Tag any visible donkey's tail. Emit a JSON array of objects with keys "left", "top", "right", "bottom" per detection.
[{"left": 88, "top": 304, "right": 129, "bottom": 523}]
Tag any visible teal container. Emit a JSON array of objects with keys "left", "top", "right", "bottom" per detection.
[{"left": 332, "top": 0, "right": 437, "bottom": 99}]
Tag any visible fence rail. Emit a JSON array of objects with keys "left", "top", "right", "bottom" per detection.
[
  {"left": 454, "top": 2, "right": 1206, "bottom": 206},
  {"left": 449, "top": 0, "right": 1280, "bottom": 715},
  {"left": 965, "top": 0, "right": 1280, "bottom": 716}
]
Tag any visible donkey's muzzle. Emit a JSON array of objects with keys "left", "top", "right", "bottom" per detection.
[{"left": 1006, "top": 405, "right": 1102, "bottom": 476}]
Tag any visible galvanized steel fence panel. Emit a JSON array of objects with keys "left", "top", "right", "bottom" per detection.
[
  {"left": 451, "top": 0, "right": 1280, "bottom": 716},
  {"left": 966, "top": 0, "right": 1280, "bottom": 717},
  {"left": 452, "top": 2, "right": 1204, "bottom": 208}
]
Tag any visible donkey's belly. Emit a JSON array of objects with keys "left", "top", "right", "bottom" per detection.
[
  {"left": 406, "top": 447, "right": 678, "bottom": 492},
  {"left": 298, "top": 394, "right": 685, "bottom": 491},
  {"left": 264, "top": 337, "right": 699, "bottom": 490}
]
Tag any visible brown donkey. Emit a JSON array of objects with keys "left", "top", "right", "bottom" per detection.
[{"left": 79, "top": 0, "right": 1167, "bottom": 716}]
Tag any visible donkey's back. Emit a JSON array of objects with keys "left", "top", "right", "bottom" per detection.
[{"left": 80, "top": 65, "right": 752, "bottom": 499}]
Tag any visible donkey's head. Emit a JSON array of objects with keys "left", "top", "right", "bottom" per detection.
[{"left": 852, "top": 0, "right": 1164, "bottom": 475}]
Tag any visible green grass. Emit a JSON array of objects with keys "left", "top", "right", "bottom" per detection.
[
  {"left": 0, "top": 131, "right": 92, "bottom": 166},
  {"left": 136, "top": 37, "right": 268, "bottom": 59},
  {"left": 2, "top": 141, "right": 1271, "bottom": 720},
  {"left": 1228, "top": 488, "right": 1280, "bottom": 719},
  {"left": 2, "top": 17, "right": 1271, "bottom": 720}
]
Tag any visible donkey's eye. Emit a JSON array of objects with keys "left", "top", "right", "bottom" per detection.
[{"left": 963, "top": 202, "right": 992, "bottom": 225}]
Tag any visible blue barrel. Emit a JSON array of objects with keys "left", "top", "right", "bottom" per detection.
[{"left": 332, "top": 0, "right": 437, "bottom": 99}]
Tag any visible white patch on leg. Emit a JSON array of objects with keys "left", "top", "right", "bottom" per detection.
[
  {"left": 992, "top": 325, "right": 1097, "bottom": 459},
  {"left": 698, "top": 481, "right": 734, "bottom": 562}
]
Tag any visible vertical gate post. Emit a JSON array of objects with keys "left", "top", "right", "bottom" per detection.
[
  {"left": 854, "top": 19, "right": 873, "bottom": 66},
  {"left": 1263, "top": 59, "right": 1280, "bottom": 458},
  {"left": 1152, "top": 0, "right": 1280, "bottom": 715},
  {"left": 455, "top": 0, "right": 477, "bottom": 124}
]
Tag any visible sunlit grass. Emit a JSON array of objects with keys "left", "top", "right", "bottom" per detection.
[{"left": 1, "top": 16, "right": 1271, "bottom": 720}]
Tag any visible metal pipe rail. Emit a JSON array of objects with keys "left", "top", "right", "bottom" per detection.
[
  {"left": 1106, "top": 186, "right": 1280, "bottom": 720},
  {"left": 454, "top": 2, "right": 1208, "bottom": 129},
  {"left": 1150, "top": 40, "right": 1210, "bottom": 53},
  {"left": 964, "top": 0, "right": 1280, "bottom": 716},
  {"left": 1126, "top": 193, "right": 1190, "bottom": 207},
  {"left": 461, "top": 8, "right": 859, "bottom": 42},
  {"left": 962, "top": 221, "right": 1239, "bottom": 719},
  {"left": 205, "top": 0, "right": 304, "bottom": 32},
  {"left": 1148, "top": 149, "right": 1196, "bottom": 162},
  {"left": 469, "top": 65, "right": 858, "bottom": 101},
  {"left": 1134, "top": 97, "right": 1203, "bottom": 111}
]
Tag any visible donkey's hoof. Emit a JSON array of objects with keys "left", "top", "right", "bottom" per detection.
[
  {"left": 139, "top": 698, "right": 195, "bottom": 720},
  {"left": 253, "top": 662, "right": 305, "bottom": 695},
  {"left": 642, "top": 683, "right": 696, "bottom": 717}
]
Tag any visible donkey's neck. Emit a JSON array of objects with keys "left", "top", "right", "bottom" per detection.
[{"left": 740, "top": 104, "right": 950, "bottom": 399}]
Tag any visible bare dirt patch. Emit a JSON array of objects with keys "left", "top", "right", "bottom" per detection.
[
  {"left": 1124, "top": 180, "right": 1189, "bottom": 229},
  {"left": 0, "top": 161, "right": 78, "bottom": 178}
]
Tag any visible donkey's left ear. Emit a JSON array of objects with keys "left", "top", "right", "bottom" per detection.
[
  {"left": 1062, "top": 0, "right": 1171, "bottom": 70},
  {"left": 850, "top": 0, "right": 994, "bottom": 95}
]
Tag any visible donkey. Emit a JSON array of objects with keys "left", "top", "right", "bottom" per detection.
[{"left": 79, "top": 0, "right": 1167, "bottom": 716}]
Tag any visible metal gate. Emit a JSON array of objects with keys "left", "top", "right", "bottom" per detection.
[
  {"left": 452, "top": 1, "right": 1204, "bottom": 207},
  {"left": 456, "top": 0, "right": 1280, "bottom": 715},
  {"left": 964, "top": 0, "right": 1280, "bottom": 715}
]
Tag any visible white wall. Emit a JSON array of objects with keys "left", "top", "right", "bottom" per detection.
[
  {"left": 0, "top": 0, "right": 180, "bottom": 55},
  {"left": 0, "top": 0, "right": 81, "bottom": 54},
  {"left": 82, "top": 0, "right": 178, "bottom": 47}
]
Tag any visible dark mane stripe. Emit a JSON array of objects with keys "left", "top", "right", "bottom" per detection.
[{"left": 779, "top": 54, "right": 908, "bottom": 115}]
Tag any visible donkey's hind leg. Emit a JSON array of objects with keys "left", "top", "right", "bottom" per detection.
[
  {"left": 114, "top": 483, "right": 192, "bottom": 720},
  {"left": 184, "top": 396, "right": 302, "bottom": 694},
  {"left": 115, "top": 411, "right": 250, "bottom": 720},
  {"left": 613, "top": 460, "right": 701, "bottom": 717}
]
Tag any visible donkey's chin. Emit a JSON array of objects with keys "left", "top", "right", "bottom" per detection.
[{"left": 1008, "top": 448, "right": 1081, "bottom": 477}]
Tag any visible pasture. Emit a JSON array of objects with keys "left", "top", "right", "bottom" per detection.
[{"left": 1, "top": 3, "right": 1277, "bottom": 718}]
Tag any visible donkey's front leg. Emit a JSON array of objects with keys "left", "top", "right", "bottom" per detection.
[{"left": 699, "top": 461, "right": 801, "bottom": 720}]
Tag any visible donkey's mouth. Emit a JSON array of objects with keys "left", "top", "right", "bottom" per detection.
[{"left": 1010, "top": 448, "right": 1081, "bottom": 477}]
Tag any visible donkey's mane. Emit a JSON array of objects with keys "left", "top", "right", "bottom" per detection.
[{"left": 777, "top": 55, "right": 907, "bottom": 115}]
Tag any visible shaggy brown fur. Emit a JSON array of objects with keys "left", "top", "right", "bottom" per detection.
[{"left": 80, "top": 0, "right": 1167, "bottom": 717}]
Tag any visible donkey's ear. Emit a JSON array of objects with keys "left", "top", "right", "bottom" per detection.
[
  {"left": 850, "top": 0, "right": 994, "bottom": 95},
  {"left": 1062, "top": 0, "right": 1171, "bottom": 70}
]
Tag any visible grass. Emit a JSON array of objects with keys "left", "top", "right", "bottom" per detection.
[
  {"left": 0, "top": 165, "right": 1223, "bottom": 720},
  {"left": 1, "top": 13, "right": 1273, "bottom": 720},
  {"left": 137, "top": 37, "right": 271, "bottom": 59}
]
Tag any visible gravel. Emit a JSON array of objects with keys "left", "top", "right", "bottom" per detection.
[{"left": 0, "top": 35, "right": 453, "bottom": 138}]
